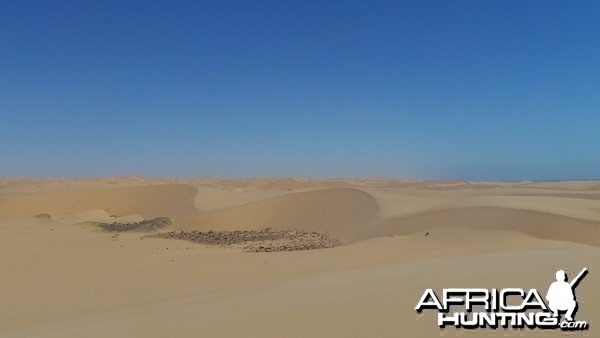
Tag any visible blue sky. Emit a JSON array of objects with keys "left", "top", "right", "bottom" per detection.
[{"left": 1, "top": 1, "right": 599, "bottom": 180}]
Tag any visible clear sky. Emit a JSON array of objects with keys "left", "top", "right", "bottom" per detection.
[{"left": 1, "top": 1, "right": 599, "bottom": 180}]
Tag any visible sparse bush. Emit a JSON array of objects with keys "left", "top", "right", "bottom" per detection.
[
  {"left": 33, "top": 213, "right": 52, "bottom": 220},
  {"left": 88, "top": 217, "right": 172, "bottom": 232}
]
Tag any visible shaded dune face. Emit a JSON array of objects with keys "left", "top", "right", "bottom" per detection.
[
  {"left": 3, "top": 181, "right": 599, "bottom": 247},
  {"left": 371, "top": 206, "right": 600, "bottom": 247},
  {"left": 181, "top": 188, "right": 381, "bottom": 241},
  {"left": 0, "top": 184, "right": 199, "bottom": 221},
  {"left": 0, "top": 185, "right": 381, "bottom": 241}
]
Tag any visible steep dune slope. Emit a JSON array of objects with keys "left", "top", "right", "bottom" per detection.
[
  {"left": 2, "top": 178, "right": 600, "bottom": 337},
  {"left": 179, "top": 188, "right": 380, "bottom": 240},
  {"left": 370, "top": 206, "right": 600, "bottom": 246},
  {"left": 193, "top": 187, "right": 287, "bottom": 211},
  {"left": 0, "top": 185, "right": 381, "bottom": 241},
  {"left": 436, "top": 195, "right": 600, "bottom": 221}
]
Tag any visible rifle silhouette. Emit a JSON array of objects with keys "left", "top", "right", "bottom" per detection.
[{"left": 569, "top": 267, "right": 588, "bottom": 289}]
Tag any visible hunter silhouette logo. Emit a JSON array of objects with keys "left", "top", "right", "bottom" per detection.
[
  {"left": 415, "top": 267, "right": 589, "bottom": 330},
  {"left": 547, "top": 268, "right": 587, "bottom": 322}
]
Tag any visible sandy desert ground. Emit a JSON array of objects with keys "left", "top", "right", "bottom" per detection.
[{"left": 1, "top": 177, "right": 598, "bottom": 337}]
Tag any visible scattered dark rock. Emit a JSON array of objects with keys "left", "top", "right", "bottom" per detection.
[
  {"left": 34, "top": 213, "right": 53, "bottom": 220},
  {"left": 147, "top": 228, "right": 342, "bottom": 252},
  {"left": 85, "top": 217, "right": 172, "bottom": 232}
]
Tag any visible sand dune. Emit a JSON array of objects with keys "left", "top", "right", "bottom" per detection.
[
  {"left": 371, "top": 206, "right": 600, "bottom": 246},
  {"left": 0, "top": 183, "right": 381, "bottom": 240},
  {"left": 1, "top": 218, "right": 596, "bottom": 338},
  {"left": 0, "top": 184, "right": 198, "bottom": 221},
  {"left": 193, "top": 186, "right": 287, "bottom": 211},
  {"left": 435, "top": 195, "right": 600, "bottom": 221},
  {"left": 3, "top": 179, "right": 600, "bottom": 245},
  {"left": 1, "top": 178, "right": 599, "bottom": 337},
  {"left": 185, "top": 188, "right": 380, "bottom": 240}
]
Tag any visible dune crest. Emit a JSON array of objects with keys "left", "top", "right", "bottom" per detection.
[
  {"left": 0, "top": 184, "right": 198, "bottom": 221},
  {"left": 371, "top": 206, "right": 600, "bottom": 247},
  {"left": 181, "top": 188, "right": 381, "bottom": 241},
  {"left": 2, "top": 178, "right": 600, "bottom": 337}
]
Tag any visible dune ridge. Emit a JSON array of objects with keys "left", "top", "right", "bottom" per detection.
[
  {"left": 0, "top": 184, "right": 199, "bottom": 221},
  {"left": 1, "top": 178, "right": 600, "bottom": 337},
  {"left": 0, "top": 183, "right": 382, "bottom": 241},
  {"left": 181, "top": 188, "right": 381, "bottom": 241},
  {"left": 371, "top": 206, "right": 600, "bottom": 247},
  {"left": 3, "top": 179, "right": 600, "bottom": 247}
]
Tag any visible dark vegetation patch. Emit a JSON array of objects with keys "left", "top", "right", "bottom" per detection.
[
  {"left": 33, "top": 213, "right": 53, "bottom": 220},
  {"left": 148, "top": 228, "right": 341, "bottom": 252},
  {"left": 84, "top": 217, "right": 172, "bottom": 232}
]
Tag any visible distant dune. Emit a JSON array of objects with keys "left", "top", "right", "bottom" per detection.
[
  {"left": 371, "top": 206, "right": 600, "bottom": 246},
  {"left": 0, "top": 184, "right": 380, "bottom": 241},
  {"left": 1, "top": 177, "right": 599, "bottom": 337},
  {"left": 0, "top": 184, "right": 199, "bottom": 221},
  {"left": 186, "top": 188, "right": 380, "bottom": 241},
  {"left": 2, "top": 178, "right": 600, "bottom": 247}
]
